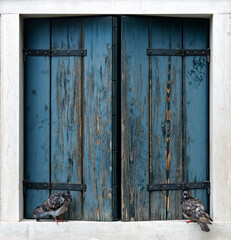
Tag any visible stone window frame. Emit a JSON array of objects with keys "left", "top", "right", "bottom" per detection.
[{"left": 0, "top": 2, "right": 231, "bottom": 238}]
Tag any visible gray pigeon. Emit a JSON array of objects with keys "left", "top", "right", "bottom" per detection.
[
  {"left": 33, "top": 190, "right": 72, "bottom": 223},
  {"left": 180, "top": 191, "right": 213, "bottom": 232}
]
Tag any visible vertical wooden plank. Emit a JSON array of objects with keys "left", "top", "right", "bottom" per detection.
[
  {"left": 150, "top": 18, "right": 183, "bottom": 220},
  {"left": 121, "top": 16, "right": 149, "bottom": 221},
  {"left": 51, "top": 18, "right": 82, "bottom": 220},
  {"left": 24, "top": 19, "right": 50, "bottom": 218},
  {"left": 83, "top": 17, "right": 113, "bottom": 221},
  {"left": 183, "top": 19, "right": 209, "bottom": 210}
]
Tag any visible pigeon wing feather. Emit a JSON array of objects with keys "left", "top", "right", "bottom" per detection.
[
  {"left": 42, "top": 192, "right": 65, "bottom": 212},
  {"left": 182, "top": 197, "right": 212, "bottom": 224}
]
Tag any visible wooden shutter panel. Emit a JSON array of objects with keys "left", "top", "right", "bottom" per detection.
[
  {"left": 24, "top": 17, "right": 114, "bottom": 220},
  {"left": 121, "top": 16, "right": 209, "bottom": 221}
]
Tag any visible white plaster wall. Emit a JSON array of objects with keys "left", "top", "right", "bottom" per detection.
[
  {"left": 0, "top": 13, "right": 20, "bottom": 222},
  {"left": 0, "top": 0, "right": 230, "bottom": 15},
  {"left": 1, "top": 0, "right": 231, "bottom": 239},
  {"left": 0, "top": 14, "right": 1, "bottom": 221},
  {"left": 210, "top": 13, "right": 231, "bottom": 222}
]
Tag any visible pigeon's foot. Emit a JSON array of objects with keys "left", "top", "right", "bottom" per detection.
[
  {"left": 54, "top": 217, "right": 59, "bottom": 224},
  {"left": 59, "top": 216, "right": 68, "bottom": 222},
  {"left": 54, "top": 217, "right": 68, "bottom": 223},
  {"left": 186, "top": 220, "right": 195, "bottom": 223}
]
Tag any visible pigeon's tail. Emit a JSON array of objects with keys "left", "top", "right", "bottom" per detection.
[
  {"left": 198, "top": 222, "right": 210, "bottom": 232},
  {"left": 205, "top": 213, "right": 213, "bottom": 223},
  {"left": 33, "top": 206, "right": 44, "bottom": 214}
]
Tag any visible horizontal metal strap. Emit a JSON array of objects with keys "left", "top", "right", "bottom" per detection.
[
  {"left": 147, "top": 48, "right": 210, "bottom": 56},
  {"left": 23, "top": 181, "right": 86, "bottom": 192},
  {"left": 23, "top": 49, "right": 87, "bottom": 57},
  {"left": 147, "top": 181, "right": 210, "bottom": 191}
]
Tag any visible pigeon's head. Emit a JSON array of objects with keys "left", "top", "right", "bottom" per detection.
[
  {"left": 64, "top": 190, "right": 71, "bottom": 197},
  {"left": 60, "top": 190, "right": 70, "bottom": 195},
  {"left": 183, "top": 191, "right": 189, "bottom": 199},
  {"left": 63, "top": 190, "right": 72, "bottom": 205},
  {"left": 65, "top": 190, "right": 70, "bottom": 196},
  {"left": 180, "top": 191, "right": 190, "bottom": 204}
]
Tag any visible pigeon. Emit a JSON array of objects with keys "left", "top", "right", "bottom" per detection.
[
  {"left": 180, "top": 191, "right": 213, "bottom": 232},
  {"left": 33, "top": 190, "right": 72, "bottom": 223}
]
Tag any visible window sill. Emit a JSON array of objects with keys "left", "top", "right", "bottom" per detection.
[{"left": 0, "top": 219, "right": 231, "bottom": 240}]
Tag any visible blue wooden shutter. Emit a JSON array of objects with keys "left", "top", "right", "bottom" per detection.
[
  {"left": 121, "top": 16, "right": 209, "bottom": 221},
  {"left": 24, "top": 17, "right": 114, "bottom": 220}
]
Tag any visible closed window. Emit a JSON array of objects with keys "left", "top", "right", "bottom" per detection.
[{"left": 24, "top": 16, "right": 209, "bottom": 221}]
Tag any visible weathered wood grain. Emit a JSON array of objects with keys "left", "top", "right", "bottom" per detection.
[
  {"left": 83, "top": 17, "right": 113, "bottom": 221},
  {"left": 183, "top": 19, "right": 209, "bottom": 210},
  {"left": 24, "top": 19, "right": 50, "bottom": 218},
  {"left": 150, "top": 18, "right": 183, "bottom": 220},
  {"left": 51, "top": 18, "right": 82, "bottom": 220},
  {"left": 121, "top": 16, "right": 149, "bottom": 221}
]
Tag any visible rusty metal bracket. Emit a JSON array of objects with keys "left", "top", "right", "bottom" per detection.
[
  {"left": 23, "top": 49, "right": 87, "bottom": 60},
  {"left": 147, "top": 48, "right": 210, "bottom": 57},
  {"left": 147, "top": 181, "right": 210, "bottom": 194},
  {"left": 23, "top": 181, "right": 86, "bottom": 194}
]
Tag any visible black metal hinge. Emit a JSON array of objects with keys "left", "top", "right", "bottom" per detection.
[
  {"left": 147, "top": 48, "right": 210, "bottom": 62},
  {"left": 23, "top": 181, "right": 86, "bottom": 194},
  {"left": 147, "top": 181, "right": 210, "bottom": 194},
  {"left": 23, "top": 49, "right": 87, "bottom": 61}
]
